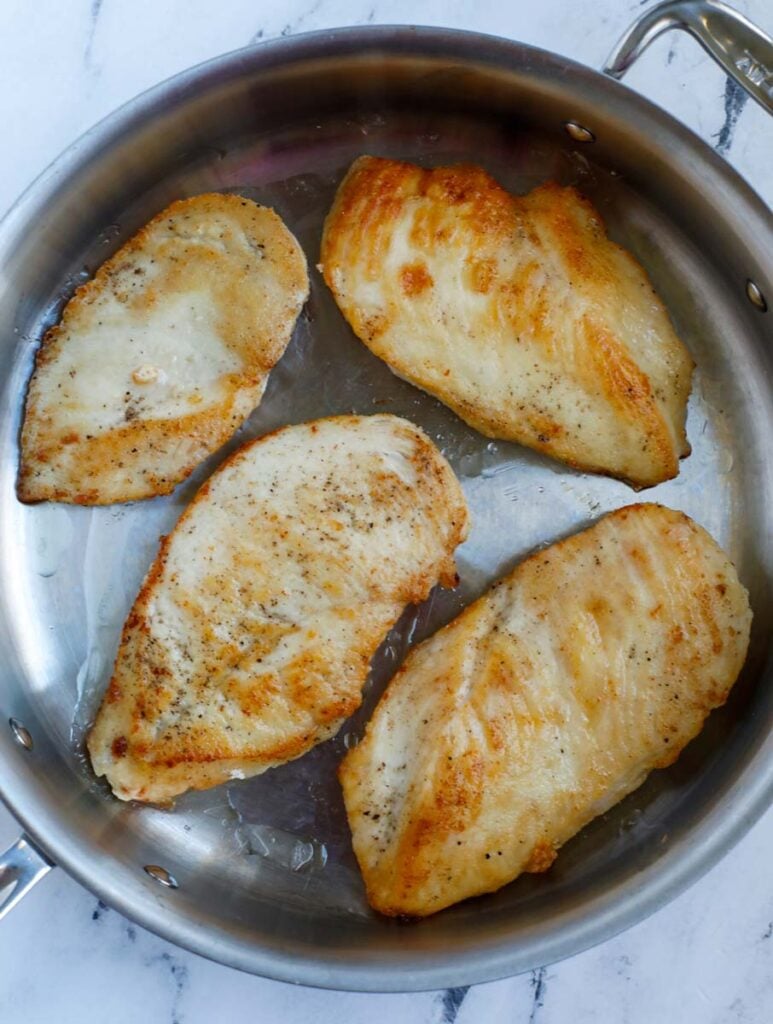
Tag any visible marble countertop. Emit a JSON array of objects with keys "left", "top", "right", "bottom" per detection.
[{"left": 1, "top": 1, "right": 771, "bottom": 1021}]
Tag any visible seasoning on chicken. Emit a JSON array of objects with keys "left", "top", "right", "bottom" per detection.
[
  {"left": 322, "top": 157, "right": 694, "bottom": 488},
  {"left": 88, "top": 414, "right": 469, "bottom": 803},
  {"left": 20, "top": 193, "right": 308, "bottom": 504},
  {"left": 340, "top": 503, "right": 750, "bottom": 917}
]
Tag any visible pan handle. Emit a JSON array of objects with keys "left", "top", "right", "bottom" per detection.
[
  {"left": 604, "top": 0, "right": 773, "bottom": 116},
  {"left": 0, "top": 835, "right": 53, "bottom": 919}
]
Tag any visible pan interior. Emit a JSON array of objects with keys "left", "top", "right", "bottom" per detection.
[{"left": 0, "top": 40, "right": 770, "bottom": 986}]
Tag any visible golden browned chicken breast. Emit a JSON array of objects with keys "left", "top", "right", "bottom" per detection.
[
  {"left": 321, "top": 157, "right": 694, "bottom": 488},
  {"left": 88, "top": 414, "right": 469, "bottom": 803},
  {"left": 19, "top": 193, "right": 308, "bottom": 504},
  {"left": 340, "top": 503, "right": 751, "bottom": 917}
]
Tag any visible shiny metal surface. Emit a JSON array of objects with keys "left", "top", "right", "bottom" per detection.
[
  {"left": 604, "top": 0, "right": 773, "bottom": 115},
  {"left": 0, "top": 836, "right": 52, "bottom": 920},
  {"left": 144, "top": 865, "right": 179, "bottom": 890},
  {"left": 0, "top": 25, "right": 771, "bottom": 992},
  {"left": 563, "top": 121, "right": 595, "bottom": 143},
  {"left": 746, "top": 279, "right": 768, "bottom": 311},
  {"left": 8, "top": 718, "right": 33, "bottom": 752}
]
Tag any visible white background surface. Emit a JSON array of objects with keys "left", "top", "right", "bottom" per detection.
[{"left": 0, "top": 1, "right": 771, "bottom": 1021}]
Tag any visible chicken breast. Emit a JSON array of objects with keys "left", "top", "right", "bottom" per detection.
[
  {"left": 340, "top": 503, "right": 751, "bottom": 917},
  {"left": 321, "top": 157, "right": 694, "bottom": 488},
  {"left": 87, "top": 414, "right": 469, "bottom": 803},
  {"left": 19, "top": 193, "right": 309, "bottom": 504}
]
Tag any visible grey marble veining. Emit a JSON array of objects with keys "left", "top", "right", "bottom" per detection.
[{"left": 0, "top": 1, "right": 771, "bottom": 1022}]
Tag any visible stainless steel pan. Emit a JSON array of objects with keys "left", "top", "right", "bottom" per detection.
[{"left": 0, "top": 0, "right": 771, "bottom": 992}]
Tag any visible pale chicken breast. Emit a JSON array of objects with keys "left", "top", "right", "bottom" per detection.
[
  {"left": 87, "top": 414, "right": 469, "bottom": 803},
  {"left": 340, "top": 503, "right": 751, "bottom": 917},
  {"left": 19, "top": 193, "right": 309, "bottom": 504},
  {"left": 321, "top": 157, "right": 694, "bottom": 488}
]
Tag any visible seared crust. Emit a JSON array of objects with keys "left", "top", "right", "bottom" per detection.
[
  {"left": 19, "top": 193, "right": 309, "bottom": 504},
  {"left": 87, "top": 414, "right": 469, "bottom": 803},
  {"left": 321, "top": 157, "right": 694, "bottom": 488},
  {"left": 339, "top": 503, "right": 751, "bottom": 917}
]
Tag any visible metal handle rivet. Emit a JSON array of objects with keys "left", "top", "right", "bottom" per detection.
[
  {"left": 9, "top": 718, "right": 33, "bottom": 751},
  {"left": 746, "top": 280, "right": 767, "bottom": 312},
  {"left": 143, "top": 864, "right": 179, "bottom": 889},
  {"left": 564, "top": 121, "right": 595, "bottom": 143}
]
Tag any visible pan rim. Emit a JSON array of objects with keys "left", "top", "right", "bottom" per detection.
[{"left": 0, "top": 23, "right": 771, "bottom": 992}]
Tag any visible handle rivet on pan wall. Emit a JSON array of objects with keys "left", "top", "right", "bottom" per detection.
[
  {"left": 745, "top": 280, "right": 768, "bottom": 312},
  {"left": 564, "top": 121, "right": 595, "bottom": 143},
  {"left": 144, "top": 864, "right": 179, "bottom": 889},
  {"left": 8, "top": 718, "right": 33, "bottom": 751}
]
